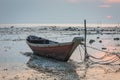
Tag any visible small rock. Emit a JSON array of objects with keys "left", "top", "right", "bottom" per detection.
[
  {"left": 114, "top": 38, "right": 119, "bottom": 40},
  {"left": 89, "top": 39, "right": 95, "bottom": 44},
  {"left": 102, "top": 47, "right": 107, "bottom": 50},
  {"left": 27, "top": 78, "right": 30, "bottom": 80},
  {"left": 3, "top": 68, "right": 8, "bottom": 71},
  {"left": 2, "top": 76, "right": 6, "bottom": 79},
  {"left": 99, "top": 40, "right": 102, "bottom": 43},
  {"left": 97, "top": 37, "right": 100, "bottom": 39},
  {"left": 14, "top": 76, "right": 19, "bottom": 79}
]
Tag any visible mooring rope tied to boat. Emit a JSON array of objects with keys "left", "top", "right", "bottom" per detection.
[
  {"left": 80, "top": 42, "right": 120, "bottom": 55},
  {"left": 79, "top": 44, "right": 120, "bottom": 65},
  {"left": 78, "top": 45, "right": 83, "bottom": 60},
  {"left": 86, "top": 55, "right": 120, "bottom": 65},
  {"left": 91, "top": 56, "right": 119, "bottom": 63}
]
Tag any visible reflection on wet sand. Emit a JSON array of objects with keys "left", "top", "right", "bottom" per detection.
[{"left": 24, "top": 52, "right": 82, "bottom": 80}]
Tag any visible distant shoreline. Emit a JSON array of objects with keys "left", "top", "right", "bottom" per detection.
[{"left": 0, "top": 24, "right": 119, "bottom": 27}]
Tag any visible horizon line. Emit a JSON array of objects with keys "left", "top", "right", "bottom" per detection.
[{"left": 0, "top": 23, "right": 119, "bottom": 27}]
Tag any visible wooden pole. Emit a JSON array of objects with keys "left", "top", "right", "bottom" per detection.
[
  {"left": 84, "top": 19, "right": 87, "bottom": 62},
  {"left": 83, "top": 19, "right": 89, "bottom": 78}
]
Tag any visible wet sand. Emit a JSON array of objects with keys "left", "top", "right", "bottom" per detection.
[
  {"left": 0, "top": 61, "right": 120, "bottom": 80},
  {"left": 0, "top": 26, "right": 120, "bottom": 80}
]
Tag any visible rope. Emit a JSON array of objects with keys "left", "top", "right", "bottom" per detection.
[
  {"left": 89, "top": 54, "right": 108, "bottom": 60},
  {"left": 87, "top": 45, "right": 112, "bottom": 54},
  {"left": 79, "top": 44, "right": 120, "bottom": 65},
  {"left": 78, "top": 45, "right": 83, "bottom": 60},
  {"left": 80, "top": 42, "right": 114, "bottom": 54},
  {"left": 91, "top": 56, "right": 118, "bottom": 63}
]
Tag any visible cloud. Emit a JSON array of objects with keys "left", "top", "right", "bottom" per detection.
[
  {"left": 66, "top": 0, "right": 81, "bottom": 3},
  {"left": 66, "top": 0, "right": 120, "bottom": 3},
  {"left": 98, "top": 4, "right": 111, "bottom": 8},
  {"left": 106, "top": 16, "right": 112, "bottom": 19},
  {"left": 98, "top": 0, "right": 120, "bottom": 8},
  {"left": 105, "top": 0, "right": 120, "bottom": 3}
]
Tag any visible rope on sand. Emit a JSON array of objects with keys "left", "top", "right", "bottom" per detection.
[{"left": 79, "top": 44, "right": 120, "bottom": 65}]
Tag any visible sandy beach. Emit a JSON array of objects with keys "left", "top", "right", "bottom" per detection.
[
  {"left": 0, "top": 60, "right": 120, "bottom": 80},
  {"left": 0, "top": 26, "right": 120, "bottom": 80}
]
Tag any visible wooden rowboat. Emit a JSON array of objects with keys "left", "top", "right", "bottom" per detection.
[{"left": 26, "top": 35, "right": 83, "bottom": 61}]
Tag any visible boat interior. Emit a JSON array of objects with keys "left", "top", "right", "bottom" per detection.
[{"left": 26, "top": 35, "right": 58, "bottom": 44}]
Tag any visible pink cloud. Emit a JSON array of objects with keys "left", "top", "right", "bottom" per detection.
[
  {"left": 66, "top": 0, "right": 81, "bottom": 3},
  {"left": 98, "top": 4, "right": 111, "bottom": 8},
  {"left": 105, "top": 0, "right": 120, "bottom": 3},
  {"left": 106, "top": 16, "right": 112, "bottom": 19}
]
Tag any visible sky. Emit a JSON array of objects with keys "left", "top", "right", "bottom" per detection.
[{"left": 0, "top": 0, "right": 120, "bottom": 24}]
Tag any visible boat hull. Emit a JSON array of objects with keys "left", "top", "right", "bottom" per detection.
[
  {"left": 28, "top": 43, "right": 74, "bottom": 61},
  {"left": 26, "top": 36, "right": 83, "bottom": 61}
]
